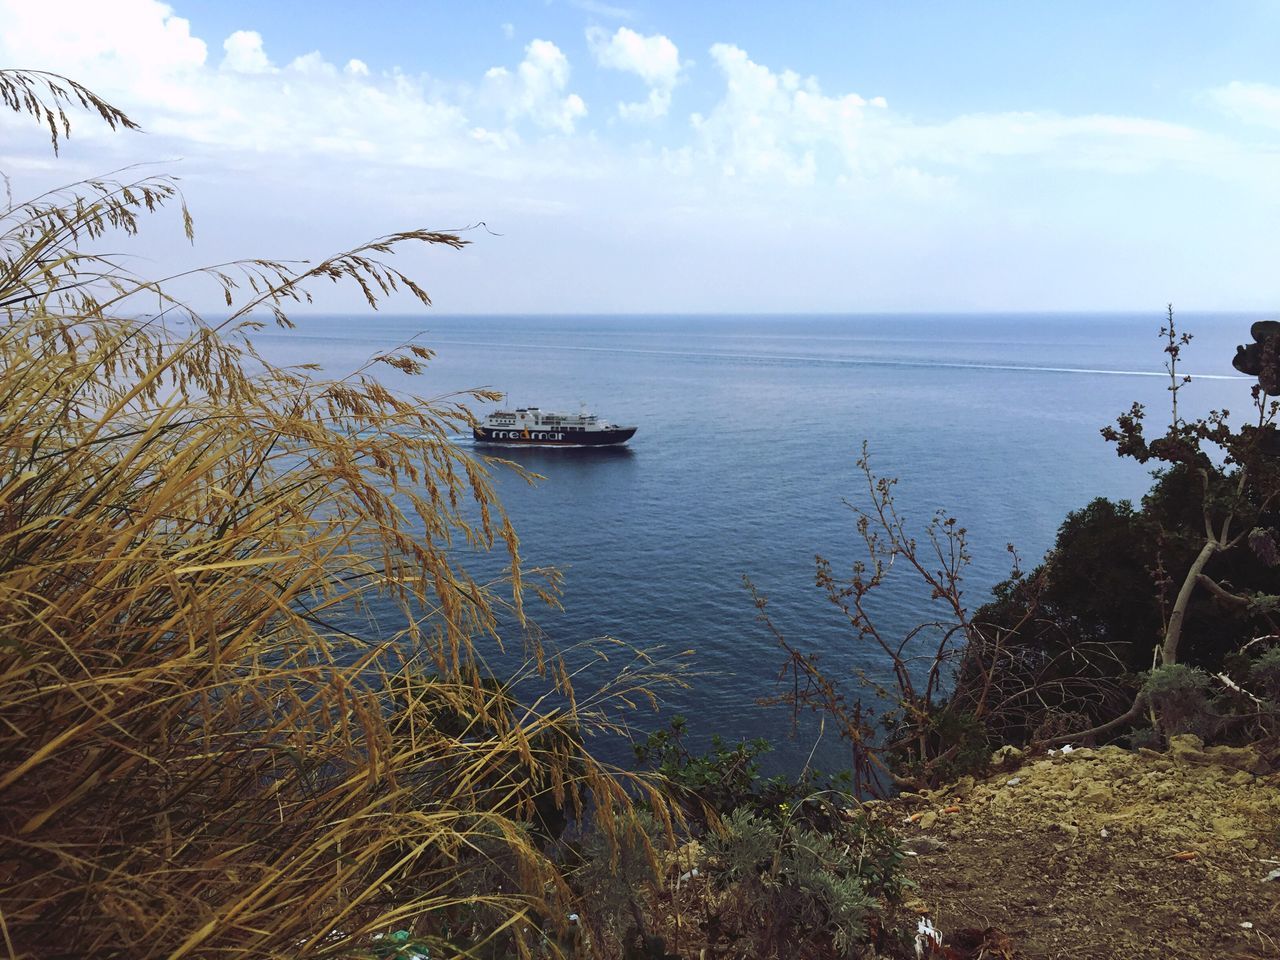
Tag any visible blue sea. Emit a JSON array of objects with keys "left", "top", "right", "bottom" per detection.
[{"left": 252, "top": 313, "right": 1259, "bottom": 773}]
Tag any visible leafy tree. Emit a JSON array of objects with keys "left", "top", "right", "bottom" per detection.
[{"left": 971, "top": 308, "right": 1280, "bottom": 745}]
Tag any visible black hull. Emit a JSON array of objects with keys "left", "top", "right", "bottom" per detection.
[{"left": 473, "top": 426, "right": 636, "bottom": 447}]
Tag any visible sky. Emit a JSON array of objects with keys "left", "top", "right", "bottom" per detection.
[{"left": 2, "top": 0, "right": 1280, "bottom": 314}]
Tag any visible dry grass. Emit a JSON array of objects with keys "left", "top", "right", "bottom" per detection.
[{"left": 0, "top": 70, "right": 680, "bottom": 959}]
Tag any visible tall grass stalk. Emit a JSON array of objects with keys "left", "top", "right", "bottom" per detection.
[{"left": 0, "top": 70, "right": 678, "bottom": 959}]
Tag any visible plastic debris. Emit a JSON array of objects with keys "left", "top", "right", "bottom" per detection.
[
  {"left": 1005, "top": 777, "right": 1022, "bottom": 786},
  {"left": 914, "top": 917, "right": 943, "bottom": 959},
  {"left": 1048, "top": 744, "right": 1076, "bottom": 756},
  {"left": 371, "top": 930, "right": 428, "bottom": 960},
  {"left": 1241, "top": 921, "right": 1254, "bottom": 929},
  {"left": 1265, "top": 869, "right": 1280, "bottom": 882}
]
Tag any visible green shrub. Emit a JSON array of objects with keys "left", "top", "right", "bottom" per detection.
[
  {"left": 703, "top": 805, "right": 907, "bottom": 959},
  {"left": 1142, "top": 663, "right": 1216, "bottom": 737},
  {"left": 633, "top": 715, "right": 852, "bottom": 827},
  {"left": 1249, "top": 645, "right": 1280, "bottom": 702}
]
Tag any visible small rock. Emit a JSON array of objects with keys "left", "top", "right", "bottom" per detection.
[
  {"left": 1168, "top": 733, "right": 1205, "bottom": 761},
  {"left": 903, "top": 836, "right": 947, "bottom": 855},
  {"left": 1051, "top": 822, "right": 1080, "bottom": 841},
  {"left": 1204, "top": 744, "right": 1269, "bottom": 775},
  {"left": 917, "top": 811, "right": 938, "bottom": 830},
  {"left": 1211, "top": 816, "right": 1250, "bottom": 841},
  {"left": 991, "top": 744, "right": 1025, "bottom": 768},
  {"left": 1070, "top": 781, "right": 1114, "bottom": 809},
  {"left": 1154, "top": 782, "right": 1179, "bottom": 802}
]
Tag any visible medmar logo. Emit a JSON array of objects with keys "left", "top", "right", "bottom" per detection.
[{"left": 489, "top": 430, "right": 565, "bottom": 441}]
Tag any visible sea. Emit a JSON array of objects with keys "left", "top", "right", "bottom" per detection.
[{"left": 251, "top": 312, "right": 1261, "bottom": 775}]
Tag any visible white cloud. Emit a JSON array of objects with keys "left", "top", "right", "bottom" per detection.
[
  {"left": 3, "top": 0, "right": 207, "bottom": 73},
  {"left": 484, "top": 39, "right": 587, "bottom": 134},
  {"left": 222, "top": 30, "right": 271, "bottom": 74},
  {"left": 1208, "top": 81, "right": 1280, "bottom": 129},
  {"left": 288, "top": 51, "right": 337, "bottom": 76},
  {"left": 0, "top": 2, "right": 566, "bottom": 175},
  {"left": 587, "top": 26, "right": 682, "bottom": 119},
  {"left": 686, "top": 43, "right": 1233, "bottom": 187},
  {"left": 2, "top": 5, "right": 1278, "bottom": 313},
  {"left": 0, "top": 0, "right": 207, "bottom": 116},
  {"left": 688, "top": 43, "right": 883, "bottom": 184},
  {"left": 891, "top": 111, "right": 1207, "bottom": 175}
]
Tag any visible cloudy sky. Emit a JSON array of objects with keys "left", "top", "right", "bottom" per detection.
[{"left": 3, "top": 0, "right": 1279, "bottom": 313}]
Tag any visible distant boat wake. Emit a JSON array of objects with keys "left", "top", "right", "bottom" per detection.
[{"left": 420, "top": 338, "right": 1247, "bottom": 381}]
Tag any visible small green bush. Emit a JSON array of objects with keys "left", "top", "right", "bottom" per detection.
[
  {"left": 1249, "top": 645, "right": 1280, "bottom": 702},
  {"left": 1142, "top": 663, "right": 1216, "bottom": 736},
  {"left": 623, "top": 719, "right": 909, "bottom": 958},
  {"left": 633, "top": 715, "right": 852, "bottom": 827},
  {"left": 704, "top": 805, "right": 906, "bottom": 959}
]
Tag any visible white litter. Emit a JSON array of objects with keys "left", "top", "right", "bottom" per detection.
[
  {"left": 1265, "top": 869, "right": 1280, "bottom": 882},
  {"left": 1241, "top": 921, "right": 1254, "bottom": 929},
  {"left": 915, "top": 917, "right": 942, "bottom": 958},
  {"left": 1006, "top": 777, "right": 1022, "bottom": 786}
]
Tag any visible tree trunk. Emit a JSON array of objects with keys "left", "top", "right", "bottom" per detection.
[{"left": 1162, "top": 538, "right": 1218, "bottom": 666}]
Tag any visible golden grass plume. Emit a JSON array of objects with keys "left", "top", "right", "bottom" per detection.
[{"left": 0, "top": 70, "right": 682, "bottom": 959}]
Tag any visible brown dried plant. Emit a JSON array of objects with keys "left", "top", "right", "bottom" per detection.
[
  {"left": 0, "top": 70, "right": 680, "bottom": 959},
  {"left": 755, "top": 446, "right": 1123, "bottom": 792},
  {"left": 750, "top": 444, "right": 986, "bottom": 794}
]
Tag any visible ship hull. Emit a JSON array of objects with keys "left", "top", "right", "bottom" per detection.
[{"left": 472, "top": 426, "right": 636, "bottom": 447}]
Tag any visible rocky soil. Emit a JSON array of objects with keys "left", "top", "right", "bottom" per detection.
[{"left": 890, "top": 736, "right": 1280, "bottom": 959}]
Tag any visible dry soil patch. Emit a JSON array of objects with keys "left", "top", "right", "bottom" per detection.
[{"left": 893, "top": 738, "right": 1280, "bottom": 959}]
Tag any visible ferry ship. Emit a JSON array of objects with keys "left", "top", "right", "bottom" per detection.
[{"left": 472, "top": 406, "right": 637, "bottom": 447}]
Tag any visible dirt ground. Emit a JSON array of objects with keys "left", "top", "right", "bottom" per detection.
[{"left": 890, "top": 736, "right": 1280, "bottom": 960}]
